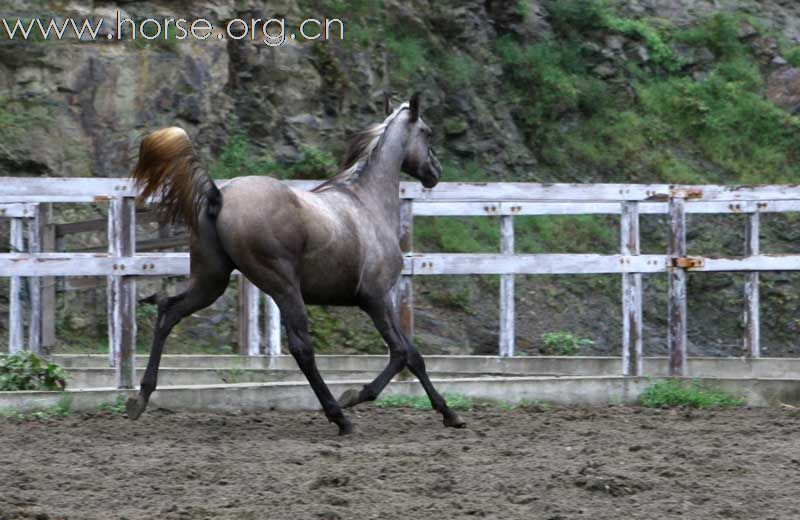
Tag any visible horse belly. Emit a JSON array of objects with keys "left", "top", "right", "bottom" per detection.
[{"left": 298, "top": 254, "right": 362, "bottom": 305}]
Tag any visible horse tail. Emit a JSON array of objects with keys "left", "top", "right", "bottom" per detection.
[{"left": 131, "top": 127, "right": 222, "bottom": 231}]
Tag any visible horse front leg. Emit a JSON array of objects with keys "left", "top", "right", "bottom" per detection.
[
  {"left": 338, "top": 295, "right": 466, "bottom": 429},
  {"left": 338, "top": 297, "right": 407, "bottom": 408}
]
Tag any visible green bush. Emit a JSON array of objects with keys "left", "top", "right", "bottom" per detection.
[
  {"left": 544, "top": 0, "right": 678, "bottom": 69},
  {"left": 675, "top": 13, "right": 746, "bottom": 59},
  {"left": 785, "top": 47, "right": 800, "bottom": 67},
  {"left": 209, "top": 133, "right": 277, "bottom": 179},
  {"left": 544, "top": 0, "right": 608, "bottom": 35},
  {"left": 0, "top": 352, "right": 68, "bottom": 391},
  {"left": 289, "top": 145, "right": 337, "bottom": 179},
  {"left": 640, "top": 379, "right": 744, "bottom": 408},
  {"left": 541, "top": 332, "right": 594, "bottom": 355}
]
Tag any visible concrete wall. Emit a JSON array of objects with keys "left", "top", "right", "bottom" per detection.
[{"left": 53, "top": 354, "right": 800, "bottom": 379}]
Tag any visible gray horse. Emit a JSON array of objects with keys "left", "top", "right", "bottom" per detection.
[{"left": 127, "top": 95, "right": 466, "bottom": 434}]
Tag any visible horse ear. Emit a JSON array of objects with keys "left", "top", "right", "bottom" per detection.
[
  {"left": 383, "top": 91, "right": 392, "bottom": 116},
  {"left": 409, "top": 92, "right": 421, "bottom": 122}
]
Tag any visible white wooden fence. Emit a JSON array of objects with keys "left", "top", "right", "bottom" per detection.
[{"left": 3, "top": 177, "right": 800, "bottom": 388}]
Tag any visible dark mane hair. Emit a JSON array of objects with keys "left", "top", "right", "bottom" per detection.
[{"left": 313, "top": 104, "right": 409, "bottom": 192}]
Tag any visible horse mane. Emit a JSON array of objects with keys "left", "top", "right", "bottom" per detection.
[{"left": 313, "top": 103, "right": 409, "bottom": 192}]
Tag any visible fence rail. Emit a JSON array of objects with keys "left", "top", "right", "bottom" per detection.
[{"left": 3, "top": 177, "right": 800, "bottom": 388}]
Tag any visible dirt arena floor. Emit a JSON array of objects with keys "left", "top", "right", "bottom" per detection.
[{"left": 1, "top": 404, "right": 799, "bottom": 520}]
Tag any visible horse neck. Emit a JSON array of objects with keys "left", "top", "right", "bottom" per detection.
[{"left": 352, "top": 124, "right": 407, "bottom": 230}]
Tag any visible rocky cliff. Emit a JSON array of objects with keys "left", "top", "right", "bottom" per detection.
[{"left": 2, "top": 0, "right": 800, "bottom": 357}]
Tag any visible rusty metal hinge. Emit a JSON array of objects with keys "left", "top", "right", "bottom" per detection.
[
  {"left": 670, "top": 188, "right": 703, "bottom": 200},
  {"left": 671, "top": 256, "right": 705, "bottom": 269}
]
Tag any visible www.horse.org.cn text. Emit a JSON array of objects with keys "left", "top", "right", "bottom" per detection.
[{"left": 0, "top": 12, "right": 346, "bottom": 47}]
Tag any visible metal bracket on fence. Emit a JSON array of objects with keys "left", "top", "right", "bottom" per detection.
[
  {"left": 672, "top": 256, "right": 705, "bottom": 269},
  {"left": 670, "top": 188, "right": 703, "bottom": 200}
]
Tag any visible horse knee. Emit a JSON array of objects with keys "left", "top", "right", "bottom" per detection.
[
  {"left": 406, "top": 349, "right": 426, "bottom": 371},
  {"left": 389, "top": 347, "right": 408, "bottom": 365},
  {"left": 288, "top": 341, "right": 314, "bottom": 365}
]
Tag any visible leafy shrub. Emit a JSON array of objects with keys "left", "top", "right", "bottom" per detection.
[
  {"left": 640, "top": 379, "right": 744, "bottom": 408},
  {"left": 210, "top": 135, "right": 336, "bottom": 180},
  {"left": 289, "top": 145, "right": 337, "bottom": 179},
  {"left": 785, "top": 46, "right": 800, "bottom": 67},
  {"left": 675, "top": 13, "right": 746, "bottom": 59},
  {"left": 544, "top": 0, "right": 678, "bottom": 69},
  {"left": 0, "top": 352, "right": 68, "bottom": 391},
  {"left": 544, "top": 0, "right": 608, "bottom": 35},
  {"left": 541, "top": 332, "right": 594, "bottom": 355},
  {"left": 386, "top": 35, "right": 429, "bottom": 77},
  {"left": 209, "top": 133, "right": 277, "bottom": 179}
]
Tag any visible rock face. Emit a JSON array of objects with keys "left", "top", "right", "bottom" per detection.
[{"left": 767, "top": 67, "right": 800, "bottom": 114}]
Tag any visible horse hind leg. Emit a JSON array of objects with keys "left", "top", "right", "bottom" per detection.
[{"left": 126, "top": 269, "right": 231, "bottom": 420}]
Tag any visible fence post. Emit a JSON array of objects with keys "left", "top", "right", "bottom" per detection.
[
  {"left": 238, "top": 276, "right": 261, "bottom": 356},
  {"left": 265, "top": 294, "right": 281, "bottom": 363},
  {"left": 108, "top": 197, "right": 137, "bottom": 388},
  {"left": 621, "top": 201, "right": 643, "bottom": 376},
  {"left": 744, "top": 210, "right": 760, "bottom": 358},
  {"left": 8, "top": 217, "right": 24, "bottom": 353},
  {"left": 26, "top": 204, "right": 42, "bottom": 354},
  {"left": 668, "top": 195, "right": 688, "bottom": 376},
  {"left": 40, "top": 204, "right": 56, "bottom": 349},
  {"left": 398, "top": 200, "right": 414, "bottom": 338},
  {"left": 499, "top": 214, "right": 515, "bottom": 356}
]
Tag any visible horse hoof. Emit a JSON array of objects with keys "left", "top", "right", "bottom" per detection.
[
  {"left": 443, "top": 412, "right": 467, "bottom": 429},
  {"left": 125, "top": 395, "right": 148, "bottom": 420},
  {"left": 337, "top": 419, "right": 355, "bottom": 436},
  {"left": 337, "top": 388, "right": 362, "bottom": 409}
]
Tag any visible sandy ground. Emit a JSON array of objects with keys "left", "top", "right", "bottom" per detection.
[{"left": 2, "top": 405, "right": 800, "bottom": 520}]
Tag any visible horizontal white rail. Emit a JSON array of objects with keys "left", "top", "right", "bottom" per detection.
[
  {"left": 0, "top": 203, "right": 38, "bottom": 218},
  {"left": 411, "top": 200, "right": 800, "bottom": 216},
  {"left": 3, "top": 177, "right": 800, "bottom": 203},
  {"left": 4, "top": 252, "right": 800, "bottom": 277}
]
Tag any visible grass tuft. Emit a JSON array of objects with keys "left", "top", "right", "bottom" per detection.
[
  {"left": 640, "top": 379, "right": 744, "bottom": 409},
  {"left": 376, "top": 393, "right": 475, "bottom": 410}
]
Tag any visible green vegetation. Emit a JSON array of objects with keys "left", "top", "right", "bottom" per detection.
[
  {"left": 376, "top": 393, "right": 475, "bottom": 410},
  {"left": 0, "top": 96, "right": 51, "bottom": 143},
  {"left": 308, "top": 306, "right": 383, "bottom": 354},
  {"left": 640, "top": 379, "right": 744, "bottom": 408},
  {"left": 540, "top": 332, "right": 595, "bottom": 356},
  {"left": 1, "top": 395, "right": 129, "bottom": 422},
  {"left": 0, "top": 395, "right": 73, "bottom": 421},
  {"left": 94, "top": 395, "right": 127, "bottom": 415},
  {"left": 0, "top": 352, "right": 68, "bottom": 391},
  {"left": 209, "top": 133, "right": 277, "bottom": 179},
  {"left": 210, "top": 134, "right": 337, "bottom": 180}
]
